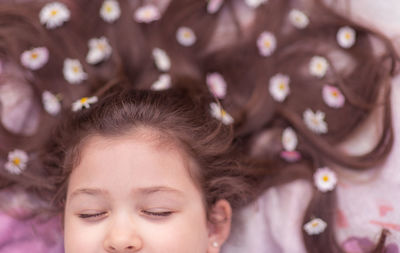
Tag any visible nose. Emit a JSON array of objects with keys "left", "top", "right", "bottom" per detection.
[{"left": 103, "top": 219, "right": 143, "bottom": 252}]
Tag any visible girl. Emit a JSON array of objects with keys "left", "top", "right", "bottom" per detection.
[{"left": 0, "top": 0, "right": 398, "bottom": 252}]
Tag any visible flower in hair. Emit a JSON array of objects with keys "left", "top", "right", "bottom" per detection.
[
  {"left": 63, "top": 59, "right": 88, "bottom": 84},
  {"left": 245, "top": 0, "right": 268, "bottom": 8},
  {"left": 207, "top": 0, "right": 224, "bottom": 14},
  {"left": 42, "top": 91, "right": 61, "bottom": 116},
  {"left": 152, "top": 48, "right": 171, "bottom": 72},
  {"left": 210, "top": 102, "right": 234, "bottom": 125},
  {"left": 86, "top": 37, "right": 112, "bottom": 64},
  {"left": 20, "top": 47, "right": 49, "bottom": 70},
  {"left": 269, "top": 73, "right": 290, "bottom": 102},
  {"left": 314, "top": 167, "right": 337, "bottom": 192},
  {"left": 134, "top": 5, "right": 161, "bottom": 23},
  {"left": 151, "top": 74, "right": 171, "bottom": 91},
  {"left": 4, "top": 149, "right": 28, "bottom": 175},
  {"left": 309, "top": 56, "right": 329, "bottom": 78},
  {"left": 304, "top": 218, "right": 327, "bottom": 235},
  {"left": 257, "top": 31, "right": 277, "bottom": 57},
  {"left": 280, "top": 151, "right": 301, "bottom": 162},
  {"left": 288, "top": 9, "right": 309, "bottom": 29},
  {"left": 39, "top": 2, "right": 70, "bottom": 29},
  {"left": 303, "top": 109, "right": 328, "bottom": 134},
  {"left": 337, "top": 26, "right": 356, "bottom": 49},
  {"left": 100, "top": 0, "right": 121, "bottom": 23},
  {"left": 322, "top": 85, "right": 345, "bottom": 108},
  {"left": 176, "top": 27, "right": 197, "bottom": 47},
  {"left": 206, "top": 72, "right": 227, "bottom": 99},
  {"left": 72, "top": 96, "right": 98, "bottom": 111},
  {"left": 282, "top": 127, "right": 297, "bottom": 151}
]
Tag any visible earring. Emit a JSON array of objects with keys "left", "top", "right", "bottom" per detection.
[{"left": 212, "top": 241, "right": 219, "bottom": 248}]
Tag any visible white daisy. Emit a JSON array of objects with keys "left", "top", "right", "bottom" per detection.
[
  {"left": 176, "top": 27, "right": 197, "bottom": 47},
  {"left": 282, "top": 127, "right": 297, "bottom": 151},
  {"left": 152, "top": 48, "right": 171, "bottom": 72},
  {"left": 309, "top": 56, "right": 329, "bottom": 78},
  {"left": 39, "top": 2, "right": 70, "bottom": 29},
  {"left": 100, "top": 0, "right": 121, "bottom": 23},
  {"left": 314, "top": 167, "right": 337, "bottom": 192},
  {"left": 4, "top": 149, "right": 28, "bottom": 175},
  {"left": 42, "top": 91, "right": 61, "bottom": 116},
  {"left": 269, "top": 73, "right": 290, "bottom": 102},
  {"left": 245, "top": 0, "right": 268, "bottom": 8},
  {"left": 72, "top": 96, "right": 98, "bottom": 112},
  {"left": 134, "top": 4, "right": 161, "bottom": 23},
  {"left": 303, "top": 109, "right": 328, "bottom": 134},
  {"left": 86, "top": 37, "right": 112, "bottom": 64},
  {"left": 20, "top": 47, "right": 49, "bottom": 70},
  {"left": 257, "top": 31, "right": 277, "bottom": 57},
  {"left": 322, "top": 85, "right": 345, "bottom": 108},
  {"left": 206, "top": 72, "right": 227, "bottom": 99},
  {"left": 337, "top": 26, "right": 356, "bottom": 49},
  {"left": 63, "top": 59, "right": 88, "bottom": 84},
  {"left": 207, "top": 0, "right": 224, "bottom": 14},
  {"left": 151, "top": 74, "right": 171, "bottom": 91},
  {"left": 210, "top": 102, "right": 234, "bottom": 125},
  {"left": 280, "top": 151, "right": 301, "bottom": 163},
  {"left": 304, "top": 218, "right": 327, "bottom": 235},
  {"left": 288, "top": 9, "right": 309, "bottom": 29}
]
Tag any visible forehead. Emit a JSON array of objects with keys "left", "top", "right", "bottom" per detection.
[{"left": 67, "top": 128, "right": 200, "bottom": 197}]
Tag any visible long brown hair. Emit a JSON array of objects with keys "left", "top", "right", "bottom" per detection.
[{"left": 0, "top": 0, "right": 398, "bottom": 252}]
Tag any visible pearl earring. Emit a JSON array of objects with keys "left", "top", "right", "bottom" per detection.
[{"left": 212, "top": 241, "right": 219, "bottom": 248}]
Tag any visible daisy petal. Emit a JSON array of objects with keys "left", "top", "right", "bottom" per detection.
[
  {"left": 20, "top": 47, "right": 49, "bottom": 70},
  {"left": 207, "top": 0, "right": 224, "bottom": 14},
  {"left": 304, "top": 218, "right": 327, "bottom": 235},
  {"left": 39, "top": 2, "right": 70, "bottom": 29},
  {"left": 151, "top": 74, "right": 171, "bottom": 91},
  {"left": 314, "top": 167, "right": 337, "bottom": 192},
  {"left": 206, "top": 72, "right": 227, "bottom": 99},
  {"left": 282, "top": 127, "right": 297, "bottom": 151},
  {"left": 152, "top": 48, "right": 171, "bottom": 72},
  {"left": 269, "top": 73, "right": 290, "bottom": 102},
  {"left": 245, "top": 0, "right": 268, "bottom": 8},
  {"left": 134, "top": 5, "right": 161, "bottom": 23},
  {"left": 42, "top": 91, "right": 61, "bottom": 116},
  {"left": 176, "top": 27, "right": 197, "bottom": 47},
  {"left": 86, "top": 37, "right": 112, "bottom": 64},
  {"left": 288, "top": 9, "right": 309, "bottom": 29},
  {"left": 337, "top": 26, "right": 356, "bottom": 49},
  {"left": 210, "top": 102, "right": 234, "bottom": 125},
  {"left": 257, "top": 31, "right": 277, "bottom": 57},
  {"left": 309, "top": 56, "right": 329, "bottom": 78},
  {"left": 63, "top": 59, "right": 88, "bottom": 84},
  {"left": 303, "top": 109, "right": 328, "bottom": 134},
  {"left": 322, "top": 85, "right": 345, "bottom": 108},
  {"left": 72, "top": 96, "right": 98, "bottom": 112},
  {"left": 100, "top": 0, "right": 121, "bottom": 23}
]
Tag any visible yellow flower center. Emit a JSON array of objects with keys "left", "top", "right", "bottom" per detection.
[
  {"left": 331, "top": 91, "right": 338, "bottom": 97},
  {"left": 12, "top": 157, "right": 21, "bottom": 166},
  {"left": 345, "top": 32, "right": 351, "bottom": 40},
  {"left": 72, "top": 66, "right": 80, "bottom": 73},
  {"left": 295, "top": 16, "right": 301, "bottom": 22},
  {"left": 312, "top": 117, "right": 319, "bottom": 126},
  {"left": 51, "top": 9, "right": 58, "bottom": 16},
  {"left": 221, "top": 109, "right": 227, "bottom": 117},
  {"left": 316, "top": 63, "right": 323, "bottom": 71},
  {"left": 144, "top": 10, "right": 152, "bottom": 18},
  {"left": 106, "top": 5, "right": 113, "bottom": 13},
  {"left": 183, "top": 31, "right": 191, "bottom": 39},
  {"left": 80, "top": 97, "right": 88, "bottom": 103},
  {"left": 279, "top": 83, "right": 286, "bottom": 90},
  {"left": 31, "top": 52, "right": 38, "bottom": 59},
  {"left": 97, "top": 43, "right": 105, "bottom": 51},
  {"left": 322, "top": 175, "right": 329, "bottom": 182},
  {"left": 311, "top": 221, "right": 319, "bottom": 227},
  {"left": 264, "top": 40, "right": 271, "bottom": 48}
]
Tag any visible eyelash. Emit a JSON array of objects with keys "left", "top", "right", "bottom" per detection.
[{"left": 78, "top": 210, "right": 173, "bottom": 219}]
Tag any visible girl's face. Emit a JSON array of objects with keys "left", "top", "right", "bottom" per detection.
[{"left": 64, "top": 129, "right": 231, "bottom": 253}]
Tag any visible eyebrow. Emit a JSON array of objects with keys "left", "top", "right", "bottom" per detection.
[{"left": 69, "top": 186, "right": 184, "bottom": 200}]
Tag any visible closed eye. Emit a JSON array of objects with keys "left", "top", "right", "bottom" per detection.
[
  {"left": 78, "top": 211, "right": 108, "bottom": 219},
  {"left": 141, "top": 210, "right": 173, "bottom": 217}
]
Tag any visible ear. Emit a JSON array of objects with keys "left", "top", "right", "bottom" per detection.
[{"left": 206, "top": 199, "right": 232, "bottom": 253}]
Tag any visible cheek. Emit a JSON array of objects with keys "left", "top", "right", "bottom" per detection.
[
  {"left": 142, "top": 213, "right": 210, "bottom": 253},
  {"left": 63, "top": 215, "right": 105, "bottom": 253}
]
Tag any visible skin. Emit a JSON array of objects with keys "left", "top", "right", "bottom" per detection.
[{"left": 64, "top": 128, "right": 232, "bottom": 253}]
